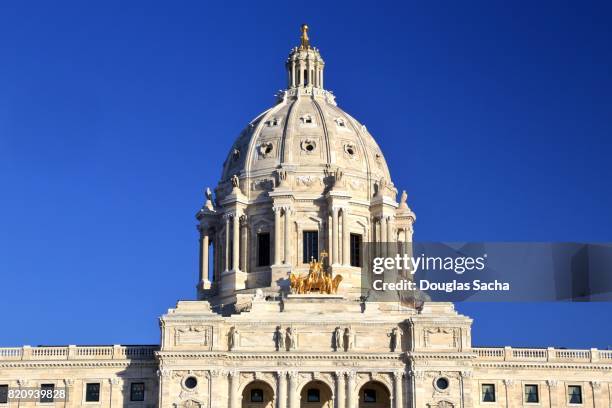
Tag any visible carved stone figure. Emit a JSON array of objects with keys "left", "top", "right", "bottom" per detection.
[
  {"left": 276, "top": 169, "right": 289, "bottom": 187},
  {"left": 388, "top": 327, "right": 403, "bottom": 352},
  {"left": 344, "top": 327, "right": 353, "bottom": 351},
  {"left": 274, "top": 326, "right": 285, "bottom": 351},
  {"left": 228, "top": 327, "right": 239, "bottom": 351},
  {"left": 334, "top": 167, "right": 344, "bottom": 187},
  {"left": 334, "top": 327, "right": 342, "bottom": 351},
  {"left": 231, "top": 174, "right": 240, "bottom": 188},
  {"left": 286, "top": 327, "right": 297, "bottom": 350},
  {"left": 399, "top": 190, "right": 408, "bottom": 208},
  {"left": 203, "top": 187, "right": 214, "bottom": 210}
]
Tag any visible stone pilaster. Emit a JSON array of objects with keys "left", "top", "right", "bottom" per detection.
[
  {"left": 225, "top": 214, "right": 231, "bottom": 271},
  {"left": 109, "top": 377, "right": 122, "bottom": 407},
  {"left": 232, "top": 212, "right": 240, "bottom": 271},
  {"left": 229, "top": 370, "right": 240, "bottom": 408},
  {"left": 332, "top": 207, "right": 339, "bottom": 265},
  {"left": 342, "top": 208, "right": 350, "bottom": 266},
  {"left": 288, "top": 371, "right": 299, "bottom": 408},
  {"left": 274, "top": 206, "right": 282, "bottom": 265},
  {"left": 283, "top": 207, "right": 291, "bottom": 264},
  {"left": 393, "top": 370, "right": 404, "bottom": 408},
  {"left": 277, "top": 371, "right": 287, "bottom": 408},
  {"left": 346, "top": 371, "right": 356, "bottom": 408},
  {"left": 335, "top": 371, "right": 346, "bottom": 408}
]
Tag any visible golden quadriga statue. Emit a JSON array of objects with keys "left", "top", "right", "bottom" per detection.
[{"left": 289, "top": 251, "right": 343, "bottom": 295}]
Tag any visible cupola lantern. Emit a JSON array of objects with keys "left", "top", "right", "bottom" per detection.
[{"left": 286, "top": 24, "right": 325, "bottom": 89}]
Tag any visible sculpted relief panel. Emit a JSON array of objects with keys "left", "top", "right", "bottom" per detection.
[
  {"left": 174, "top": 326, "right": 213, "bottom": 349},
  {"left": 423, "top": 327, "right": 459, "bottom": 349}
]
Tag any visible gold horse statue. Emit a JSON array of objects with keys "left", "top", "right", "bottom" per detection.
[{"left": 290, "top": 251, "right": 343, "bottom": 295}]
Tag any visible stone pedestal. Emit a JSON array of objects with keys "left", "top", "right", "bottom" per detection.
[{"left": 220, "top": 269, "right": 247, "bottom": 295}]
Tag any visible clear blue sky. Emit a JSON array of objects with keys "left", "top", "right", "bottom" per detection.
[{"left": 1, "top": 1, "right": 611, "bottom": 348}]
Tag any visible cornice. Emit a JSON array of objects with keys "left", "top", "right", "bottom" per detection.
[
  {"left": 157, "top": 351, "right": 404, "bottom": 361},
  {"left": 473, "top": 361, "right": 612, "bottom": 371},
  {"left": 0, "top": 360, "right": 158, "bottom": 369}
]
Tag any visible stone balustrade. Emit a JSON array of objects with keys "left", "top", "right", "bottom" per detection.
[
  {"left": 0, "top": 345, "right": 158, "bottom": 361},
  {"left": 473, "top": 346, "right": 612, "bottom": 363}
]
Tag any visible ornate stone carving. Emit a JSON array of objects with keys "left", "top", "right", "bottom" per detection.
[
  {"left": 276, "top": 169, "right": 289, "bottom": 187},
  {"left": 274, "top": 326, "right": 285, "bottom": 351},
  {"left": 343, "top": 327, "right": 354, "bottom": 351},
  {"left": 424, "top": 327, "right": 458, "bottom": 348},
  {"left": 257, "top": 141, "right": 274, "bottom": 158},
  {"left": 231, "top": 174, "right": 240, "bottom": 188},
  {"left": 251, "top": 178, "right": 274, "bottom": 191},
  {"left": 334, "top": 327, "right": 342, "bottom": 351},
  {"left": 295, "top": 175, "right": 323, "bottom": 188},
  {"left": 174, "top": 326, "right": 212, "bottom": 347},
  {"left": 343, "top": 143, "right": 358, "bottom": 159},
  {"left": 286, "top": 327, "right": 297, "bottom": 350},
  {"left": 300, "top": 138, "right": 317, "bottom": 153},
  {"left": 388, "top": 327, "right": 403, "bottom": 352}
]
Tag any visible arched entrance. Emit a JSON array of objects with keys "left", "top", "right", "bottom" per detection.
[
  {"left": 358, "top": 381, "right": 391, "bottom": 408},
  {"left": 242, "top": 380, "right": 275, "bottom": 408},
  {"left": 300, "top": 380, "right": 333, "bottom": 408}
]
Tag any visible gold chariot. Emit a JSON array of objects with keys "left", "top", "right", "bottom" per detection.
[{"left": 289, "top": 250, "right": 343, "bottom": 295}]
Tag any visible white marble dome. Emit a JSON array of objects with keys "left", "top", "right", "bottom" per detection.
[{"left": 217, "top": 34, "right": 394, "bottom": 203}]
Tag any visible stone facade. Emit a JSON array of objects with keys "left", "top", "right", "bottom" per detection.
[{"left": 1, "top": 25, "right": 611, "bottom": 408}]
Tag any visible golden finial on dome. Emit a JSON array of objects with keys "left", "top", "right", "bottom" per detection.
[{"left": 300, "top": 24, "right": 310, "bottom": 49}]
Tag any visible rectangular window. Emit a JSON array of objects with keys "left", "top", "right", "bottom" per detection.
[
  {"left": 302, "top": 231, "right": 318, "bottom": 263},
  {"left": 40, "top": 384, "right": 54, "bottom": 403},
  {"left": 250, "top": 388, "right": 264, "bottom": 402},
  {"left": 363, "top": 389, "right": 377, "bottom": 403},
  {"left": 568, "top": 385, "right": 582, "bottom": 404},
  {"left": 307, "top": 388, "right": 320, "bottom": 402},
  {"left": 130, "top": 382, "right": 145, "bottom": 402},
  {"left": 524, "top": 384, "right": 539, "bottom": 403},
  {"left": 482, "top": 383, "right": 496, "bottom": 402},
  {"left": 257, "top": 233, "right": 271, "bottom": 266},
  {"left": 350, "top": 233, "right": 362, "bottom": 267},
  {"left": 0, "top": 385, "right": 7, "bottom": 404},
  {"left": 85, "top": 383, "right": 100, "bottom": 402}
]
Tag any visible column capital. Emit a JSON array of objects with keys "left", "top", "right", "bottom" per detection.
[
  {"left": 410, "top": 370, "right": 425, "bottom": 380},
  {"left": 109, "top": 377, "right": 121, "bottom": 385},
  {"left": 210, "top": 369, "right": 228, "bottom": 377},
  {"left": 287, "top": 371, "right": 299, "bottom": 380},
  {"left": 393, "top": 370, "right": 405, "bottom": 379},
  {"left": 346, "top": 370, "right": 357, "bottom": 380},
  {"left": 276, "top": 370, "right": 288, "bottom": 378},
  {"left": 460, "top": 370, "right": 472, "bottom": 378},
  {"left": 334, "top": 370, "right": 348, "bottom": 378},
  {"left": 223, "top": 211, "right": 236, "bottom": 220},
  {"left": 591, "top": 381, "right": 602, "bottom": 389},
  {"left": 503, "top": 379, "right": 515, "bottom": 386},
  {"left": 228, "top": 369, "right": 240, "bottom": 378}
]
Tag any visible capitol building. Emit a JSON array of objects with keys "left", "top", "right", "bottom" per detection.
[{"left": 1, "top": 26, "right": 611, "bottom": 408}]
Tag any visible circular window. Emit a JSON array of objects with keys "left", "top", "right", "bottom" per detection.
[
  {"left": 306, "top": 144, "right": 314, "bottom": 151},
  {"left": 265, "top": 145, "right": 273, "bottom": 154},
  {"left": 184, "top": 376, "right": 198, "bottom": 389},
  {"left": 435, "top": 377, "right": 449, "bottom": 390},
  {"left": 347, "top": 147, "right": 354, "bottom": 155}
]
